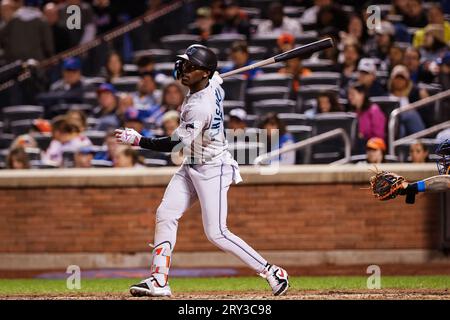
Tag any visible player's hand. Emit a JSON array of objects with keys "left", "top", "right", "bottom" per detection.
[{"left": 115, "top": 128, "right": 142, "bottom": 146}]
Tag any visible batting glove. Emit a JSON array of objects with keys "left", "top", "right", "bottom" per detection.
[{"left": 115, "top": 128, "right": 142, "bottom": 146}]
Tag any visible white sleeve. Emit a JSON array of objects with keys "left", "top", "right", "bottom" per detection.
[{"left": 174, "top": 107, "right": 210, "bottom": 146}]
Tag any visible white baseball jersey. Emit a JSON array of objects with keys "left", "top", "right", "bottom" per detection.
[{"left": 175, "top": 74, "right": 235, "bottom": 166}]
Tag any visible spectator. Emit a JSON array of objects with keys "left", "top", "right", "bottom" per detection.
[
  {"left": 0, "top": 0, "right": 18, "bottom": 27},
  {"left": 419, "top": 24, "right": 449, "bottom": 62},
  {"left": 0, "top": 0, "right": 54, "bottom": 62},
  {"left": 42, "top": 115, "right": 92, "bottom": 167},
  {"left": 357, "top": 58, "right": 387, "bottom": 97},
  {"left": 347, "top": 82, "right": 386, "bottom": 153},
  {"left": 7, "top": 147, "right": 30, "bottom": 169},
  {"left": 160, "top": 81, "right": 185, "bottom": 113},
  {"left": 94, "top": 130, "right": 117, "bottom": 162},
  {"left": 387, "top": 44, "right": 405, "bottom": 72},
  {"left": 190, "top": 6, "right": 214, "bottom": 41},
  {"left": 403, "top": 0, "right": 428, "bottom": 28},
  {"left": 409, "top": 140, "right": 429, "bottom": 163},
  {"left": 161, "top": 110, "right": 180, "bottom": 136},
  {"left": 93, "top": 83, "right": 121, "bottom": 131},
  {"left": 338, "top": 42, "right": 361, "bottom": 88},
  {"left": 92, "top": 0, "right": 119, "bottom": 35},
  {"left": 316, "top": 4, "right": 348, "bottom": 33},
  {"left": 340, "top": 13, "right": 368, "bottom": 48},
  {"left": 306, "top": 91, "right": 343, "bottom": 117},
  {"left": 211, "top": 0, "right": 251, "bottom": 39},
  {"left": 256, "top": 2, "right": 302, "bottom": 37},
  {"left": 221, "top": 41, "right": 262, "bottom": 81},
  {"left": 300, "top": 0, "right": 333, "bottom": 26},
  {"left": 316, "top": 27, "right": 340, "bottom": 63},
  {"left": 10, "top": 134, "right": 37, "bottom": 150},
  {"left": 365, "top": 137, "right": 386, "bottom": 164},
  {"left": 47, "top": 57, "right": 85, "bottom": 103},
  {"left": 43, "top": 2, "right": 71, "bottom": 54},
  {"left": 259, "top": 113, "right": 295, "bottom": 165},
  {"left": 74, "top": 146, "right": 95, "bottom": 168},
  {"left": 367, "top": 21, "right": 395, "bottom": 62},
  {"left": 387, "top": 65, "right": 427, "bottom": 136},
  {"left": 123, "top": 107, "right": 153, "bottom": 138},
  {"left": 58, "top": 0, "right": 96, "bottom": 46},
  {"left": 404, "top": 47, "right": 434, "bottom": 84},
  {"left": 391, "top": 0, "right": 409, "bottom": 16},
  {"left": 117, "top": 92, "right": 134, "bottom": 115},
  {"left": 437, "top": 53, "right": 450, "bottom": 121},
  {"left": 113, "top": 145, "right": 143, "bottom": 168},
  {"left": 66, "top": 109, "right": 88, "bottom": 133},
  {"left": 227, "top": 108, "right": 247, "bottom": 131},
  {"left": 413, "top": 5, "right": 450, "bottom": 48},
  {"left": 101, "top": 51, "right": 124, "bottom": 82},
  {"left": 132, "top": 71, "right": 162, "bottom": 114},
  {"left": 136, "top": 56, "right": 155, "bottom": 75}
]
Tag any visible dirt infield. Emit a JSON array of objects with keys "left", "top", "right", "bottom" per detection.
[{"left": 2, "top": 289, "right": 450, "bottom": 300}]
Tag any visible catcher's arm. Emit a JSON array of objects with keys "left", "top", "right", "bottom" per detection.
[{"left": 400, "top": 175, "right": 450, "bottom": 204}]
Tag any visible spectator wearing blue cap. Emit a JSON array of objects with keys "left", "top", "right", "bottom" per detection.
[
  {"left": 74, "top": 146, "right": 95, "bottom": 168},
  {"left": 43, "top": 57, "right": 86, "bottom": 104},
  {"left": 123, "top": 107, "right": 153, "bottom": 138},
  {"left": 93, "top": 83, "right": 121, "bottom": 132}
]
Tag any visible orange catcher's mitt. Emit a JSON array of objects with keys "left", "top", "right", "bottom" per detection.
[{"left": 369, "top": 171, "right": 407, "bottom": 201}]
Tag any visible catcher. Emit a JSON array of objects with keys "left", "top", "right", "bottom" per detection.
[{"left": 370, "top": 139, "right": 450, "bottom": 204}]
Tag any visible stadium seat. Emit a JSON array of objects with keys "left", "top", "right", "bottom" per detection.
[
  {"left": 277, "top": 113, "right": 308, "bottom": 126},
  {"left": 34, "top": 133, "right": 52, "bottom": 151},
  {"left": 30, "top": 160, "right": 58, "bottom": 169},
  {"left": 295, "top": 31, "right": 319, "bottom": 46},
  {"left": 2, "top": 105, "right": 44, "bottom": 126},
  {"left": 49, "top": 103, "right": 93, "bottom": 117},
  {"left": 62, "top": 151, "right": 74, "bottom": 167},
  {"left": 0, "top": 133, "right": 14, "bottom": 150},
  {"left": 133, "top": 49, "right": 173, "bottom": 63},
  {"left": 10, "top": 119, "right": 34, "bottom": 135},
  {"left": 286, "top": 125, "right": 313, "bottom": 164},
  {"left": 154, "top": 62, "right": 174, "bottom": 77},
  {"left": 252, "top": 99, "right": 296, "bottom": 115},
  {"left": 260, "top": 62, "right": 284, "bottom": 73},
  {"left": 299, "top": 72, "right": 341, "bottom": 86},
  {"left": 246, "top": 86, "right": 290, "bottom": 113},
  {"left": 207, "top": 34, "right": 247, "bottom": 60},
  {"left": 144, "top": 158, "right": 169, "bottom": 167},
  {"left": 297, "top": 85, "right": 340, "bottom": 112},
  {"left": 83, "top": 91, "right": 98, "bottom": 107},
  {"left": 252, "top": 73, "right": 293, "bottom": 88},
  {"left": 160, "top": 34, "right": 201, "bottom": 54},
  {"left": 302, "top": 59, "right": 335, "bottom": 72},
  {"left": 222, "top": 75, "right": 246, "bottom": 101},
  {"left": 84, "top": 77, "right": 106, "bottom": 88},
  {"left": 248, "top": 46, "right": 268, "bottom": 60},
  {"left": 249, "top": 35, "right": 279, "bottom": 55},
  {"left": 284, "top": 6, "right": 304, "bottom": 18},
  {"left": 91, "top": 159, "right": 113, "bottom": 168},
  {"left": 123, "top": 64, "right": 139, "bottom": 76},
  {"left": 84, "top": 130, "right": 106, "bottom": 146},
  {"left": 24, "top": 147, "right": 41, "bottom": 161},
  {"left": 369, "top": 96, "right": 400, "bottom": 118},
  {"left": 223, "top": 101, "right": 245, "bottom": 115},
  {"left": 228, "top": 141, "right": 264, "bottom": 165},
  {"left": 0, "top": 121, "right": 3, "bottom": 133},
  {"left": 111, "top": 77, "right": 139, "bottom": 92},
  {"left": 306, "top": 112, "right": 357, "bottom": 164},
  {"left": 0, "top": 149, "right": 8, "bottom": 168}
]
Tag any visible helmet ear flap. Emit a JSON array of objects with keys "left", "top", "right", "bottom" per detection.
[{"left": 173, "top": 59, "right": 184, "bottom": 80}]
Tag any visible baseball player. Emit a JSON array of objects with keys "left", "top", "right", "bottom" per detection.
[
  {"left": 370, "top": 139, "right": 450, "bottom": 203},
  {"left": 115, "top": 45, "right": 289, "bottom": 297}
]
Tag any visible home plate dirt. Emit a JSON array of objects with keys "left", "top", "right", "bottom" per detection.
[{"left": 2, "top": 289, "right": 450, "bottom": 300}]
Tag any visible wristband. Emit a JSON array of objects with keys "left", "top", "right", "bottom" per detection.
[{"left": 417, "top": 180, "right": 426, "bottom": 192}]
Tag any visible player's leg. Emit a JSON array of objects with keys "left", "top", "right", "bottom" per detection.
[
  {"left": 189, "top": 163, "right": 289, "bottom": 296},
  {"left": 130, "top": 165, "right": 197, "bottom": 297}
]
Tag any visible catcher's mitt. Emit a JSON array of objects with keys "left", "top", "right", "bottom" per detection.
[{"left": 369, "top": 171, "right": 406, "bottom": 201}]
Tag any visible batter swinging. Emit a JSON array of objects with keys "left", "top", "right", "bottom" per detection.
[{"left": 115, "top": 45, "right": 289, "bottom": 297}]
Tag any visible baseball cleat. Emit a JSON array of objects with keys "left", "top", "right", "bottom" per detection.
[
  {"left": 130, "top": 276, "right": 172, "bottom": 297},
  {"left": 260, "top": 264, "right": 289, "bottom": 296}
]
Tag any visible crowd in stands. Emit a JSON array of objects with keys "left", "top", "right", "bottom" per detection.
[{"left": 0, "top": 0, "right": 449, "bottom": 169}]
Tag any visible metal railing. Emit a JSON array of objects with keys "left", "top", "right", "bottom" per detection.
[
  {"left": 253, "top": 128, "right": 351, "bottom": 165},
  {"left": 388, "top": 88, "right": 450, "bottom": 155},
  {"left": 392, "top": 120, "right": 450, "bottom": 149}
]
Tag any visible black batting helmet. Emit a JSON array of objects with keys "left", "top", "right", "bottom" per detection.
[{"left": 176, "top": 44, "right": 217, "bottom": 78}]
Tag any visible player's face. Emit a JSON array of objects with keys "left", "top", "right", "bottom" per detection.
[{"left": 181, "top": 61, "right": 209, "bottom": 86}]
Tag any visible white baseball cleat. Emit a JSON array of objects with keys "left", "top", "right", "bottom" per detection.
[
  {"left": 130, "top": 276, "right": 172, "bottom": 297},
  {"left": 260, "top": 264, "right": 289, "bottom": 296}
]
